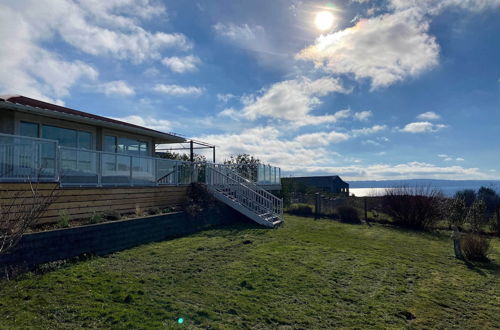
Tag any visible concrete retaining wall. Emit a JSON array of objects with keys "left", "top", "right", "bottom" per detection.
[{"left": 0, "top": 206, "right": 244, "bottom": 271}]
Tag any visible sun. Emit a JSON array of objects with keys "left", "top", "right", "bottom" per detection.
[{"left": 314, "top": 11, "right": 335, "bottom": 31}]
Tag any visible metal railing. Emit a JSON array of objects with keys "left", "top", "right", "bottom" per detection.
[
  {"left": 0, "top": 133, "right": 58, "bottom": 182},
  {"left": 210, "top": 163, "right": 281, "bottom": 185},
  {"left": 59, "top": 147, "right": 194, "bottom": 187},
  {"left": 206, "top": 164, "right": 283, "bottom": 221},
  {"left": 0, "top": 133, "right": 282, "bottom": 188}
]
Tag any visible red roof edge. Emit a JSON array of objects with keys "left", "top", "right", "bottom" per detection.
[{"left": 0, "top": 95, "right": 185, "bottom": 141}]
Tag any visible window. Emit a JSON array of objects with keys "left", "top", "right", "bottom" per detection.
[
  {"left": 41, "top": 125, "right": 92, "bottom": 149},
  {"left": 20, "top": 121, "right": 39, "bottom": 138},
  {"left": 105, "top": 135, "right": 149, "bottom": 156},
  {"left": 104, "top": 135, "right": 117, "bottom": 153}
]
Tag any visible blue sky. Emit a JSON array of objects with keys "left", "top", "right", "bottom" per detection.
[{"left": 1, "top": 0, "right": 499, "bottom": 180}]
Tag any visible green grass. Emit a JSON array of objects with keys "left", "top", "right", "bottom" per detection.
[{"left": 0, "top": 216, "right": 499, "bottom": 329}]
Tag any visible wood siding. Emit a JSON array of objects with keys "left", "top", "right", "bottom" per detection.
[{"left": 0, "top": 183, "right": 189, "bottom": 224}]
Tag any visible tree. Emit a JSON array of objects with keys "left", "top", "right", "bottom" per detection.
[
  {"left": 446, "top": 197, "right": 467, "bottom": 229},
  {"left": 454, "top": 189, "right": 476, "bottom": 207},
  {"left": 224, "top": 154, "right": 261, "bottom": 181},
  {"left": 157, "top": 151, "right": 206, "bottom": 163},
  {"left": 476, "top": 187, "right": 500, "bottom": 214},
  {"left": 1, "top": 182, "right": 59, "bottom": 256}
]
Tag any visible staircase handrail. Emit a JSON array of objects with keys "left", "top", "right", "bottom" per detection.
[{"left": 206, "top": 163, "right": 280, "bottom": 203}]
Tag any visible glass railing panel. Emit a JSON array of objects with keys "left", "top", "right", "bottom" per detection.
[{"left": 59, "top": 147, "right": 98, "bottom": 186}]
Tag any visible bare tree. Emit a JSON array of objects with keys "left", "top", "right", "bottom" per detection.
[{"left": 0, "top": 181, "right": 59, "bottom": 255}]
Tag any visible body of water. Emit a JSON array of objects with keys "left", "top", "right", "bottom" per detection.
[{"left": 350, "top": 185, "right": 500, "bottom": 197}]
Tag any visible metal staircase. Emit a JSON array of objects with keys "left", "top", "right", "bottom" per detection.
[{"left": 205, "top": 164, "right": 283, "bottom": 228}]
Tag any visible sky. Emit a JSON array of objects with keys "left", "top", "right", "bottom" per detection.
[{"left": 0, "top": 0, "right": 499, "bottom": 180}]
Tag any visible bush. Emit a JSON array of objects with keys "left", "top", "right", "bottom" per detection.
[
  {"left": 57, "top": 210, "right": 70, "bottom": 228},
  {"left": 461, "top": 233, "right": 491, "bottom": 262},
  {"left": 89, "top": 212, "right": 103, "bottom": 224},
  {"left": 454, "top": 189, "right": 476, "bottom": 207},
  {"left": 337, "top": 206, "right": 360, "bottom": 223},
  {"left": 147, "top": 207, "right": 160, "bottom": 215},
  {"left": 466, "top": 199, "right": 487, "bottom": 232},
  {"left": 477, "top": 187, "right": 500, "bottom": 214},
  {"left": 104, "top": 210, "right": 121, "bottom": 221},
  {"left": 287, "top": 203, "right": 313, "bottom": 216},
  {"left": 445, "top": 197, "right": 467, "bottom": 228},
  {"left": 382, "top": 186, "right": 443, "bottom": 230}
]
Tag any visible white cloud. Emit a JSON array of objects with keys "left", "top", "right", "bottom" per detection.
[
  {"left": 112, "top": 115, "right": 172, "bottom": 132},
  {"left": 295, "top": 131, "right": 350, "bottom": 146},
  {"left": 213, "top": 22, "right": 263, "bottom": 42},
  {"left": 354, "top": 110, "right": 373, "bottom": 121},
  {"left": 217, "top": 93, "right": 235, "bottom": 103},
  {"left": 456, "top": 157, "right": 465, "bottom": 161},
  {"left": 400, "top": 121, "right": 447, "bottom": 133},
  {"left": 153, "top": 84, "right": 205, "bottom": 96},
  {"left": 197, "top": 125, "right": 492, "bottom": 180},
  {"left": 297, "top": 9, "right": 439, "bottom": 89},
  {"left": 238, "top": 77, "right": 350, "bottom": 126},
  {"left": 196, "top": 126, "right": 340, "bottom": 169},
  {"left": 0, "top": 0, "right": 191, "bottom": 101},
  {"left": 417, "top": 111, "right": 440, "bottom": 120},
  {"left": 295, "top": 161, "right": 492, "bottom": 180},
  {"left": 97, "top": 80, "right": 135, "bottom": 96},
  {"left": 352, "top": 125, "right": 387, "bottom": 136},
  {"left": 161, "top": 55, "right": 201, "bottom": 73}
]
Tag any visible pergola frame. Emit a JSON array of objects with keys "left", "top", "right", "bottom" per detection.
[{"left": 156, "top": 139, "right": 216, "bottom": 163}]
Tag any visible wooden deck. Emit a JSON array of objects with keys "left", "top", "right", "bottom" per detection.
[{"left": 0, "top": 183, "right": 189, "bottom": 224}]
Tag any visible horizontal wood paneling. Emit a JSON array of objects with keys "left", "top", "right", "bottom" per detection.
[{"left": 0, "top": 183, "right": 189, "bottom": 224}]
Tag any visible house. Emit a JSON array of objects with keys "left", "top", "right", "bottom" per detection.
[
  {"left": 0, "top": 95, "right": 283, "bottom": 227},
  {"left": 282, "top": 175, "right": 349, "bottom": 195}
]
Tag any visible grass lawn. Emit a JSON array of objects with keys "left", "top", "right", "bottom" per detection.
[{"left": 0, "top": 215, "right": 499, "bottom": 329}]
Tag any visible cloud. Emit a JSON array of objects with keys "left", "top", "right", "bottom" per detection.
[
  {"left": 417, "top": 111, "right": 440, "bottom": 120},
  {"left": 296, "top": 161, "right": 491, "bottom": 180},
  {"left": 217, "top": 93, "right": 236, "bottom": 103},
  {"left": 111, "top": 115, "right": 172, "bottom": 132},
  {"left": 236, "top": 77, "right": 350, "bottom": 126},
  {"left": 161, "top": 55, "right": 201, "bottom": 73},
  {"left": 297, "top": 9, "right": 439, "bottom": 89},
  {"left": 0, "top": 0, "right": 191, "bottom": 101},
  {"left": 153, "top": 84, "right": 205, "bottom": 96},
  {"left": 354, "top": 111, "right": 372, "bottom": 121},
  {"left": 197, "top": 125, "right": 491, "bottom": 180},
  {"left": 97, "top": 80, "right": 135, "bottom": 96},
  {"left": 400, "top": 121, "right": 447, "bottom": 133},
  {"left": 196, "top": 126, "right": 340, "bottom": 168},
  {"left": 213, "top": 22, "right": 264, "bottom": 43},
  {"left": 352, "top": 125, "right": 387, "bottom": 136},
  {"left": 295, "top": 131, "right": 350, "bottom": 146}
]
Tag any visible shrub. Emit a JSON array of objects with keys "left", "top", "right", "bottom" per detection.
[
  {"left": 445, "top": 197, "right": 467, "bottom": 228},
  {"left": 477, "top": 187, "right": 500, "bottom": 214},
  {"left": 466, "top": 199, "right": 487, "bottom": 232},
  {"left": 104, "top": 210, "right": 121, "bottom": 221},
  {"left": 135, "top": 206, "right": 144, "bottom": 217},
  {"left": 381, "top": 186, "right": 443, "bottom": 230},
  {"left": 461, "top": 233, "right": 491, "bottom": 262},
  {"left": 89, "top": 212, "right": 103, "bottom": 224},
  {"left": 454, "top": 189, "right": 476, "bottom": 207},
  {"left": 147, "top": 207, "right": 160, "bottom": 215},
  {"left": 287, "top": 203, "right": 313, "bottom": 216},
  {"left": 337, "top": 206, "right": 360, "bottom": 223},
  {"left": 57, "top": 210, "right": 70, "bottom": 228}
]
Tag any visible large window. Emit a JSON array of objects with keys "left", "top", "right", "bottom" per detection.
[
  {"left": 105, "top": 135, "right": 149, "bottom": 156},
  {"left": 20, "top": 121, "right": 39, "bottom": 138},
  {"left": 41, "top": 125, "right": 92, "bottom": 149}
]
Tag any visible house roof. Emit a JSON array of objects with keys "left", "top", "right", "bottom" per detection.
[
  {"left": 0, "top": 95, "right": 186, "bottom": 144},
  {"left": 283, "top": 175, "right": 349, "bottom": 186}
]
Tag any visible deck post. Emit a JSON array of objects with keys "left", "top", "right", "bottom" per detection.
[{"left": 190, "top": 140, "right": 194, "bottom": 162}]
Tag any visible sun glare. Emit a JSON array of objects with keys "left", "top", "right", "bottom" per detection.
[{"left": 315, "top": 11, "right": 334, "bottom": 31}]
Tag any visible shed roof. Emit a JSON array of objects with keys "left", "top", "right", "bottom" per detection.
[{"left": 0, "top": 95, "right": 186, "bottom": 144}]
